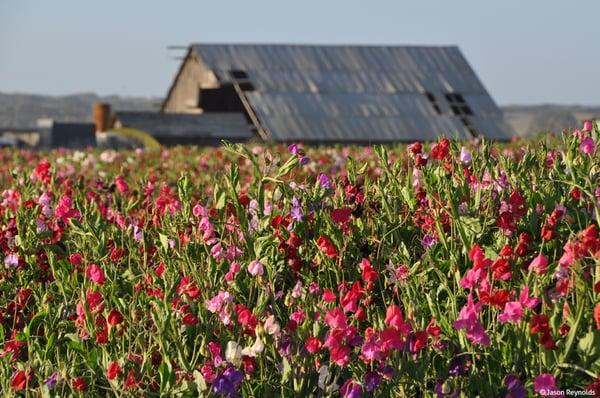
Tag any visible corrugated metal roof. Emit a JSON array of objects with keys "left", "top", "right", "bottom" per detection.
[
  {"left": 189, "top": 43, "right": 511, "bottom": 141},
  {"left": 116, "top": 112, "right": 254, "bottom": 139}
]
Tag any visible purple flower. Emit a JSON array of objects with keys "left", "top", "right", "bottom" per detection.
[
  {"left": 213, "top": 366, "right": 243, "bottom": 396},
  {"left": 448, "top": 356, "right": 465, "bottom": 377},
  {"left": 459, "top": 146, "right": 472, "bottom": 165},
  {"left": 299, "top": 156, "right": 310, "bottom": 165},
  {"left": 364, "top": 371, "right": 382, "bottom": 392},
  {"left": 291, "top": 196, "right": 303, "bottom": 222},
  {"left": 421, "top": 234, "right": 437, "bottom": 249},
  {"left": 504, "top": 374, "right": 526, "bottom": 398},
  {"left": 317, "top": 173, "right": 332, "bottom": 190},
  {"left": 287, "top": 144, "right": 299, "bottom": 155},
  {"left": 44, "top": 372, "right": 60, "bottom": 389},
  {"left": 4, "top": 253, "right": 18, "bottom": 267},
  {"left": 340, "top": 379, "right": 362, "bottom": 398}
]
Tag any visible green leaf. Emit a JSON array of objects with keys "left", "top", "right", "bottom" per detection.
[
  {"left": 276, "top": 156, "right": 299, "bottom": 178},
  {"left": 281, "top": 357, "right": 292, "bottom": 383},
  {"left": 214, "top": 184, "right": 226, "bottom": 210},
  {"left": 159, "top": 233, "right": 169, "bottom": 252},
  {"left": 577, "top": 331, "right": 599, "bottom": 359},
  {"left": 193, "top": 370, "right": 208, "bottom": 393}
]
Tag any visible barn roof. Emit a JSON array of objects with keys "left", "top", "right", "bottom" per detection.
[
  {"left": 189, "top": 43, "right": 512, "bottom": 142},
  {"left": 116, "top": 112, "right": 254, "bottom": 140}
]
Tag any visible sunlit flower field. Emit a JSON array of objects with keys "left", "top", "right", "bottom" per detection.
[{"left": 0, "top": 122, "right": 599, "bottom": 397}]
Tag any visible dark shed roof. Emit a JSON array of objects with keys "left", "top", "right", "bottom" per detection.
[
  {"left": 116, "top": 112, "right": 254, "bottom": 142},
  {"left": 190, "top": 44, "right": 512, "bottom": 142}
]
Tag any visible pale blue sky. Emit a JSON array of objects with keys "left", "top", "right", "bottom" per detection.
[{"left": 1, "top": 0, "right": 598, "bottom": 105}]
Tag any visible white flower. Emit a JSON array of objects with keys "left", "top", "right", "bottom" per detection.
[
  {"left": 241, "top": 336, "right": 264, "bottom": 357},
  {"left": 264, "top": 315, "right": 281, "bottom": 336},
  {"left": 225, "top": 341, "right": 242, "bottom": 366}
]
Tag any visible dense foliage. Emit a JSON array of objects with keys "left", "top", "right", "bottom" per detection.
[{"left": 0, "top": 122, "right": 599, "bottom": 397}]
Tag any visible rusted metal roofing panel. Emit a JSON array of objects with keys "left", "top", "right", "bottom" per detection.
[{"left": 189, "top": 43, "right": 510, "bottom": 142}]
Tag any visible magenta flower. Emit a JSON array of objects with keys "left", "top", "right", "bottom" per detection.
[
  {"left": 579, "top": 136, "right": 595, "bottom": 155},
  {"left": 85, "top": 264, "right": 106, "bottom": 285},
  {"left": 498, "top": 288, "right": 538, "bottom": 324},
  {"left": 453, "top": 293, "right": 490, "bottom": 346},
  {"left": 583, "top": 120, "right": 593, "bottom": 132},
  {"left": 528, "top": 254, "right": 548, "bottom": 275},
  {"left": 534, "top": 373, "right": 558, "bottom": 395}
]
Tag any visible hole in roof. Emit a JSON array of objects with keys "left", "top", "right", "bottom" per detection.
[{"left": 229, "top": 70, "right": 249, "bottom": 79}]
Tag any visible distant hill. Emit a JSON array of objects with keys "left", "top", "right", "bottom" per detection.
[
  {"left": 0, "top": 92, "right": 598, "bottom": 137},
  {"left": 0, "top": 92, "right": 159, "bottom": 129},
  {"left": 502, "top": 104, "right": 600, "bottom": 137}
]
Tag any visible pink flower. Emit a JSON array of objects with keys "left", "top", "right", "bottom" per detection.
[
  {"left": 583, "top": 120, "right": 593, "bottom": 132},
  {"left": 528, "top": 254, "right": 548, "bottom": 275},
  {"left": 115, "top": 176, "right": 128, "bottom": 193},
  {"left": 498, "top": 287, "right": 539, "bottom": 324},
  {"left": 247, "top": 260, "right": 264, "bottom": 276},
  {"left": 453, "top": 293, "right": 490, "bottom": 346},
  {"left": 460, "top": 267, "right": 486, "bottom": 289},
  {"left": 498, "top": 302, "right": 523, "bottom": 324},
  {"left": 579, "top": 136, "right": 595, "bottom": 155},
  {"left": 534, "top": 373, "right": 558, "bottom": 394},
  {"left": 325, "top": 307, "right": 347, "bottom": 329},
  {"left": 85, "top": 264, "right": 105, "bottom": 285}
]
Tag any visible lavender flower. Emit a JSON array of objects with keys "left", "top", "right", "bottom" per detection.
[
  {"left": 4, "top": 253, "right": 18, "bottom": 268},
  {"left": 44, "top": 372, "right": 60, "bottom": 389},
  {"left": 317, "top": 173, "right": 332, "bottom": 190},
  {"left": 291, "top": 196, "right": 303, "bottom": 222},
  {"left": 504, "top": 374, "right": 526, "bottom": 398},
  {"left": 421, "top": 234, "right": 437, "bottom": 249}
]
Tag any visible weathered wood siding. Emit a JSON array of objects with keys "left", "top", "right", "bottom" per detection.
[{"left": 162, "top": 51, "right": 216, "bottom": 113}]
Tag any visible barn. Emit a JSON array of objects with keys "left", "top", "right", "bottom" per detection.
[{"left": 132, "top": 43, "right": 513, "bottom": 144}]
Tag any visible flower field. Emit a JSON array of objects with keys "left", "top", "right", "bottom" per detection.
[{"left": 1, "top": 123, "right": 599, "bottom": 397}]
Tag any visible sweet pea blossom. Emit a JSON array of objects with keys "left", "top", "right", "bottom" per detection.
[
  {"left": 528, "top": 254, "right": 548, "bottom": 275},
  {"left": 498, "top": 287, "right": 539, "bottom": 323},
  {"left": 579, "top": 136, "right": 595, "bottom": 155},
  {"left": 247, "top": 260, "right": 264, "bottom": 276},
  {"left": 534, "top": 373, "right": 558, "bottom": 395},
  {"left": 85, "top": 264, "right": 106, "bottom": 285},
  {"left": 459, "top": 146, "right": 472, "bottom": 164},
  {"left": 453, "top": 293, "right": 490, "bottom": 346}
]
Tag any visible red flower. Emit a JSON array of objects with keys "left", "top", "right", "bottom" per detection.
[
  {"left": 107, "top": 309, "right": 124, "bottom": 326},
  {"left": 409, "top": 142, "right": 422, "bottom": 155},
  {"left": 124, "top": 369, "right": 140, "bottom": 390},
  {"left": 412, "top": 330, "right": 428, "bottom": 352},
  {"left": 182, "top": 312, "right": 199, "bottom": 326},
  {"left": 107, "top": 361, "right": 122, "bottom": 380},
  {"left": 430, "top": 139, "right": 450, "bottom": 160},
  {"left": 72, "top": 377, "right": 87, "bottom": 391},
  {"left": 385, "top": 305, "right": 411, "bottom": 335},
  {"left": 322, "top": 288, "right": 336, "bottom": 303},
  {"left": 177, "top": 276, "right": 201, "bottom": 300},
  {"left": 359, "top": 259, "right": 378, "bottom": 284},
  {"left": 316, "top": 236, "right": 338, "bottom": 258},
  {"left": 305, "top": 337, "right": 323, "bottom": 353},
  {"left": 331, "top": 208, "right": 352, "bottom": 224},
  {"left": 95, "top": 315, "right": 108, "bottom": 344},
  {"left": 10, "top": 370, "right": 28, "bottom": 389}
]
